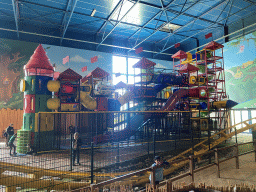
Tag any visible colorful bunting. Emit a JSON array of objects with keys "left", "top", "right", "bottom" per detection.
[
  {"left": 205, "top": 33, "right": 212, "bottom": 39},
  {"left": 135, "top": 47, "right": 143, "bottom": 54},
  {"left": 81, "top": 66, "right": 87, "bottom": 72},
  {"left": 175, "top": 43, "right": 180, "bottom": 48},
  {"left": 62, "top": 56, "right": 69, "bottom": 65},
  {"left": 115, "top": 72, "right": 121, "bottom": 77},
  {"left": 91, "top": 56, "right": 98, "bottom": 63}
]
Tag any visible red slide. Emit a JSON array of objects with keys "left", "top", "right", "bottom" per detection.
[{"left": 161, "top": 89, "right": 188, "bottom": 111}]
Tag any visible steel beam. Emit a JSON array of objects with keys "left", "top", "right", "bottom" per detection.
[
  {"left": 96, "top": 0, "right": 141, "bottom": 50},
  {"left": 156, "top": 0, "right": 227, "bottom": 45},
  {"left": 224, "top": 25, "right": 229, "bottom": 43},
  {"left": 128, "top": 0, "right": 224, "bottom": 26},
  {"left": 97, "top": 0, "right": 125, "bottom": 33},
  {"left": 60, "top": 0, "right": 78, "bottom": 44},
  {"left": 24, "top": 3, "right": 59, "bottom": 26},
  {"left": 128, "top": 0, "right": 202, "bottom": 52},
  {"left": 14, "top": 0, "right": 192, "bottom": 40},
  {"left": 243, "top": 0, "right": 256, "bottom": 5},
  {"left": 224, "top": 0, "right": 234, "bottom": 26},
  {"left": 154, "top": 3, "right": 253, "bottom": 57},
  {"left": 159, "top": 0, "right": 172, "bottom": 50},
  {"left": 12, "top": 0, "right": 19, "bottom": 38}
]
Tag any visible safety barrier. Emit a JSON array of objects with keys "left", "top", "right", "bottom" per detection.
[
  {"left": 0, "top": 116, "right": 254, "bottom": 191},
  {"left": 70, "top": 140, "right": 256, "bottom": 192}
]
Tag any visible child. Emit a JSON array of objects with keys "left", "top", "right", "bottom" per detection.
[
  {"left": 149, "top": 156, "right": 169, "bottom": 185},
  {"left": 72, "top": 132, "right": 82, "bottom": 166},
  {"left": 8, "top": 133, "right": 17, "bottom": 156}
]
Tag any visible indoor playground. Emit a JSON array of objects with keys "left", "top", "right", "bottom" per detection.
[{"left": 0, "top": 0, "right": 256, "bottom": 191}]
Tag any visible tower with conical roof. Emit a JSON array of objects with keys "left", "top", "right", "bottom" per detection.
[{"left": 18, "top": 44, "right": 55, "bottom": 153}]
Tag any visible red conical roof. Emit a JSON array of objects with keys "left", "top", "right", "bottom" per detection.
[
  {"left": 58, "top": 68, "right": 82, "bottom": 80},
  {"left": 132, "top": 57, "right": 156, "bottom": 69},
  {"left": 24, "top": 44, "right": 54, "bottom": 70},
  {"left": 86, "top": 67, "right": 109, "bottom": 78},
  {"left": 204, "top": 41, "right": 224, "bottom": 50},
  {"left": 172, "top": 50, "right": 187, "bottom": 59},
  {"left": 178, "top": 64, "right": 199, "bottom": 73}
]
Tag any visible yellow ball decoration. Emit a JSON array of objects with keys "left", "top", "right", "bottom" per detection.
[
  {"left": 164, "top": 91, "right": 170, "bottom": 99},
  {"left": 47, "top": 98, "right": 60, "bottom": 110},
  {"left": 47, "top": 80, "right": 60, "bottom": 92}
]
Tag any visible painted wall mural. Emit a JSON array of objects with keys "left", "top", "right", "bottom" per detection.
[
  {"left": 0, "top": 38, "right": 172, "bottom": 110},
  {"left": 43, "top": 44, "right": 113, "bottom": 78},
  {"left": 1, "top": 30, "right": 255, "bottom": 110},
  {"left": 0, "top": 39, "right": 38, "bottom": 109},
  {"left": 222, "top": 31, "right": 256, "bottom": 108}
]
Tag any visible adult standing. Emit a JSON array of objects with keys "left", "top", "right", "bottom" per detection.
[
  {"left": 72, "top": 132, "right": 82, "bottom": 166},
  {"left": 6, "top": 123, "right": 14, "bottom": 146}
]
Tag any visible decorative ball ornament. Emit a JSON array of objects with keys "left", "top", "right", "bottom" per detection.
[
  {"left": 189, "top": 76, "right": 197, "bottom": 84},
  {"left": 47, "top": 80, "right": 60, "bottom": 92},
  {"left": 199, "top": 89, "right": 207, "bottom": 97},
  {"left": 164, "top": 91, "right": 170, "bottom": 99}
]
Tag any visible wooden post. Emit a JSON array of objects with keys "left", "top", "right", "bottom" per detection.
[
  {"left": 167, "top": 180, "right": 172, "bottom": 192},
  {"left": 214, "top": 148, "right": 220, "bottom": 178},
  {"left": 189, "top": 155, "right": 194, "bottom": 183},
  {"left": 91, "top": 184, "right": 95, "bottom": 192},
  {"left": 151, "top": 167, "right": 156, "bottom": 190},
  {"left": 6, "top": 186, "right": 16, "bottom": 192},
  {"left": 254, "top": 140, "right": 256, "bottom": 162},
  {"left": 235, "top": 143, "right": 239, "bottom": 169}
]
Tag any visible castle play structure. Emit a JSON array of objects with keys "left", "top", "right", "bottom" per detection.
[{"left": 16, "top": 42, "right": 237, "bottom": 153}]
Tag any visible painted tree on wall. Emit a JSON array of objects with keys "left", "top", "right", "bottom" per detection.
[
  {"left": 0, "top": 39, "right": 38, "bottom": 109},
  {"left": 224, "top": 31, "right": 256, "bottom": 105},
  {"left": 228, "top": 31, "right": 256, "bottom": 47}
]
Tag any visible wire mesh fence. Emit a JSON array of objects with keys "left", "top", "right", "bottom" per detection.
[{"left": 0, "top": 111, "right": 252, "bottom": 191}]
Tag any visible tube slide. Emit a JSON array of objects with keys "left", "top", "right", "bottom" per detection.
[
  {"left": 118, "top": 90, "right": 135, "bottom": 106},
  {"left": 161, "top": 89, "right": 189, "bottom": 111},
  {"left": 80, "top": 91, "right": 97, "bottom": 110},
  {"left": 111, "top": 89, "right": 189, "bottom": 141},
  {"left": 109, "top": 114, "right": 145, "bottom": 141}
]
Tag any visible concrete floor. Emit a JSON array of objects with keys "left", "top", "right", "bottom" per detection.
[{"left": 172, "top": 152, "right": 256, "bottom": 188}]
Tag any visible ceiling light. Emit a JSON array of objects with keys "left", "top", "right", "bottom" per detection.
[
  {"left": 91, "top": 9, "right": 96, "bottom": 17},
  {"left": 160, "top": 23, "right": 181, "bottom": 33}
]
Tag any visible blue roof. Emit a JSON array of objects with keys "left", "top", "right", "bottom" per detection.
[{"left": 0, "top": 0, "right": 255, "bottom": 61}]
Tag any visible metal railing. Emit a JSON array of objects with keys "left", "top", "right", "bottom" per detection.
[{"left": 70, "top": 141, "right": 256, "bottom": 192}]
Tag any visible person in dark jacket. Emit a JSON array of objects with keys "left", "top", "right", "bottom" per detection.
[
  {"left": 6, "top": 123, "right": 14, "bottom": 146},
  {"left": 72, "top": 132, "right": 82, "bottom": 166},
  {"left": 8, "top": 133, "right": 17, "bottom": 156}
]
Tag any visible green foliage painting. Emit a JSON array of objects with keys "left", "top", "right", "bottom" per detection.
[
  {"left": 224, "top": 31, "right": 256, "bottom": 107},
  {"left": 0, "top": 38, "right": 38, "bottom": 109}
]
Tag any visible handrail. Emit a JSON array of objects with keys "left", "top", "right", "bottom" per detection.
[{"left": 168, "top": 117, "right": 256, "bottom": 163}]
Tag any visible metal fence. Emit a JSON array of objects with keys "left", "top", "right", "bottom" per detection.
[{"left": 0, "top": 111, "right": 231, "bottom": 191}]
